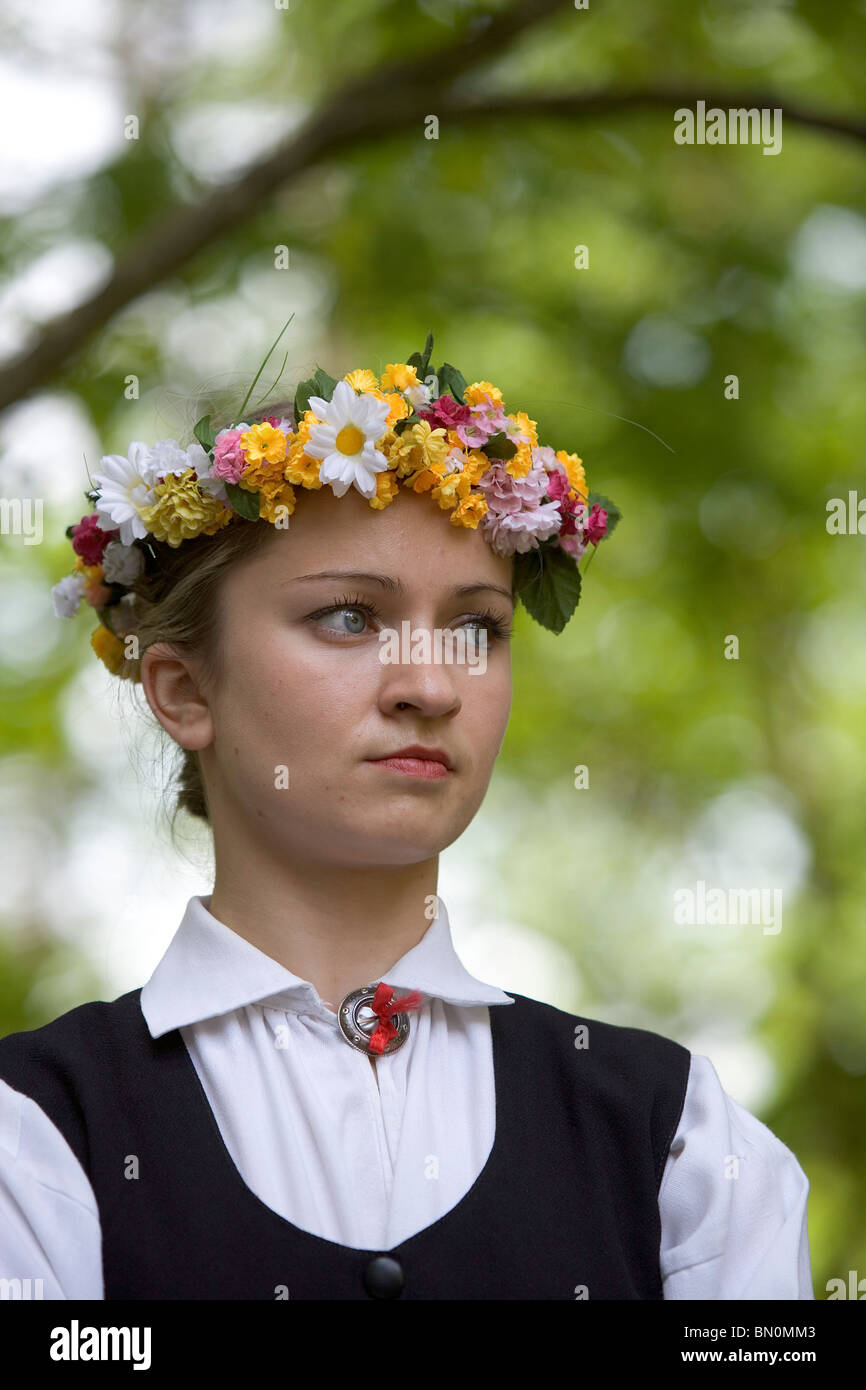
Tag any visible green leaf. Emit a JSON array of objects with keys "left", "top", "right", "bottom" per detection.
[
  {"left": 193, "top": 414, "right": 216, "bottom": 454},
  {"left": 513, "top": 544, "right": 583, "bottom": 634},
  {"left": 224, "top": 482, "right": 261, "bottom": 520},
  {"left": 293, "top": 367, "right": 339, "bottom": 421},
  {"left": 435, "top": 362, "right": 468, "bottom": 402},
  {"left": 483, "top": 431, "right": 518, "bottom": 460},
  {"left": 394, "top": 413, "right": 422, "bottom": 435},
  {"left": 587, "top": 491, "right": 621, "bottom": 537},
  {"left": 406, "top": 331, "right": 434, "bottom": 379}
]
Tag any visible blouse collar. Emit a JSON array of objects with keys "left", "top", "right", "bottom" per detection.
[{"left": 140, "top": 893, "right": 514, "bottom": 1039}]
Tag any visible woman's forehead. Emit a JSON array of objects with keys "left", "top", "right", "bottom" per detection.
[{"left": 245, "top": 484, "right": 514, "bottom": 591}]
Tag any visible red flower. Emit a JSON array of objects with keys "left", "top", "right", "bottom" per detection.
[
  {"left": 417, "top": 394, "right": 472, "bottom": 432},
  {"left": 71, "top": 513, "right": 115, "bottom": 566},
  {"left": 585, "top": 505, "right": 608, "bottom": 544}
]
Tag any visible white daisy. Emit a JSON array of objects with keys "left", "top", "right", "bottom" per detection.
[
  {"left": 93, "top": 442, "right": 157, "bottom": 546},
  {"left": 304, "top": 379, "right": 391, "bottom": 499}
]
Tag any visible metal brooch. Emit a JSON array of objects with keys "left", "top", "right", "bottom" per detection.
[{"left": 338, "top": 984, "right": 412, "bottom": 1057}]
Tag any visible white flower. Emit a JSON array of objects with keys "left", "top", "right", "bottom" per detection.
[
  {"left": 304, "top": 379, "right": 391, "bottom": 499},
  {"left": 52, "top": 573, "right": 87, "bottom": 618},
  {"left": 148, "top": 438, "right": 192, "bottom": 479},
  {"left": 404, "top": 382, "right": 432, "bottom": 411},
  {"left": 93, "top": 442, "right": 157, "bottom": 545},
  {"left": 102, "top": 540, "right": 145, "bottom": 586}
]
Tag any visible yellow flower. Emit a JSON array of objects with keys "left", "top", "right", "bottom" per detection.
[
  {"left": 139, "top": 469, "right": 233, "bottom": 547},
  {"left": 259, "top": 485, "right": 297, "bottom": 524},
  {"left": 91, "top": 623, "right": 127, "bottom": 675},
  {"left": 239, "top": 452, "right": 288, "bottom": 499},
  {"left": 240, "top": 422, "right": 287, "bottom": 466},
  {"left": 512, "top": 410, "right": 538, "bottom": 449},
  {"left": 284, "top": 413, "right": 325, "bottom": 488},
  {"left": 76, "top": 561, "right": 104, "bottom": 584},
  {"left": 381, "top": 391, "right": 411, "bottom": 426},
  {"left": 450, "top": 493, "right": 488, "bottom": 529},
  {"left": 556, "top": 449, "right": 587, "bottom": 500},
  {"left": 368, "top": 471, "right": 400, "bottom": 510},
  {"left": 344, "top": 368, "right": 380, "bottom": 393},
  {"left": 375, "top": 424, "right": 400, "bottom": 461},
  {"left": 455, "top": 444, "right": 493, "bottom": 486},
  {"left": 407, "top": 469, "right": 439, "bottom": 493},
  {"left": 380, "top": 363, "right": 421, "bottom": 393},
  {"left": 464, "top": 380, "right": 504, "bottom": 409},
  {"left": 505, "top": 441, "right": 534, "bottom": 480},
  {"left": 431, "top": 471, "right": 472, "bottom": 511},
  {"left": 389, "top": 421, "right": 449, "bottom": 480}
]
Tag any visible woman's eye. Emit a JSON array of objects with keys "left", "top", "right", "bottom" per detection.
[{"left": 318, "top": 606, "right": 371, "bottom": 635}]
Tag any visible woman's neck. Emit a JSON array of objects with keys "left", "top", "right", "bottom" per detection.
[{"left": 207, "top": 855, "right": 440, "bottom": 1009}]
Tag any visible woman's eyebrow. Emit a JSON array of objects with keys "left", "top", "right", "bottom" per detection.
[{"left": 289, "top": 570, "right": 514, "bottom": 604}]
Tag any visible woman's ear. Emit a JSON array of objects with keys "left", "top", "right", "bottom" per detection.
[{"left": 140, "top": 643, "right": 214, "bottom": 752}]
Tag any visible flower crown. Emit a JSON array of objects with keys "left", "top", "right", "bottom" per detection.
[{"left": 52, "top": 332, "right": 620, "bottom": 674}]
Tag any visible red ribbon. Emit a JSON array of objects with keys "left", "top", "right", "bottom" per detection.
[{"left": 367, "top": 982, "right": 424, "bottom": 1055}]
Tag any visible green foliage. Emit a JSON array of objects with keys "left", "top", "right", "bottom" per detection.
[
  {"left": 224, "top": 482, "right": 260, "bottom": 519},
  {"left": 514, "top": 543, "right": 583, "bottom": 633},
  {"left": 293, "top": 367, "right": 340, "bottom": 419},
  {"left": 1, "top": 0, "right": 864, "bottom": 1296}
]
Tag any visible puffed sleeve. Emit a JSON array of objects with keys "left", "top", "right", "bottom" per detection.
[
  {"left": 0, "top": 1078, "right": 104, "bottom": 1299},
  {"left": 658, "top": 1054, "right": 813, "bottom": 1299}
]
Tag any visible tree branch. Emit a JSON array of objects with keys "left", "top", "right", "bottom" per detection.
[{"left": 0, "top": 1, "right": 862, "bottom": 419}]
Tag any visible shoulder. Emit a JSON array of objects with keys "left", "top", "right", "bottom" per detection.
[
  {"left": 659, "top": 1053, "right": 813, "bottom": 1299},
  {"left": 0, "top": 991, "right": 146, "bottom": 1174},
  {"left": 0, "top": 989, "right": 144, "bottom": 1071},
  {"left": 502, "top": 991, "right": 692, "bottom": 1074},
  {"left": 0, "top": 1075, "right": 98, "bottom": 1213},
  {"left": 666, "top": 1052, "right": 808, "bottom": 1183}
]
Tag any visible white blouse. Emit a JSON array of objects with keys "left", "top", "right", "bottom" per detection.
[{"left": 0, "top": 894, "right": 814, "bottom": 1300}]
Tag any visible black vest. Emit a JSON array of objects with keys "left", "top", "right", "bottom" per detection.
[{"left": 0, "top": 989, "right": 690, "bottom": 1300}]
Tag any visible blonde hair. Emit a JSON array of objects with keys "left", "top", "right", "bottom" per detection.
[{"left": 112, "top": 400, "right": 293, "bottom": 824}]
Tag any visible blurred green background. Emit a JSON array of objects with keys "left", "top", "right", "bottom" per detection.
[{"left": 0, "top": 0, "right": 864, "bottom": 1298}]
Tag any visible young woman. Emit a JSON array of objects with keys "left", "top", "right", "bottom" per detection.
[{"left": 0, "top": 340, "right": 813, "bottom": 1299}]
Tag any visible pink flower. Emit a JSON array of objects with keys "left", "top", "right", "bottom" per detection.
[
  {"left": 211, "top": 426, "right": 249, "bottom": 484},
  {"left": 482, "top": 503, "right": 562, "bottom": 555},
  {"left": 455, "top": 402, "right": 509, "bottom": 449},
  {"left": 558, "top": 530, "right": 587, "bottom": 560},
  {"left": 72, "top": 512, "right": 114, "bottom": 565},
  {"left": 417, "top": 395, "right": 471, "bottom": 432},
  {"left": 585, "top": 504, "right": 608, "bottom": 544},
  {"left": 83, "top": 580, "right": 113, "bottom": 608},
  {"left": 477, "top": 457, "right": 562, "bottom": 555}
]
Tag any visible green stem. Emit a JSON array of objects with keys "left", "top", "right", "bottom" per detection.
[
  {"left": 236, "top": 314, "right": 295, "bottom": 422},
  {"left": 580, "top": 542, "right": 598, "bottom": 577},
  {"left": 250, "top": 351, "right": 290, "bottom": 414}
]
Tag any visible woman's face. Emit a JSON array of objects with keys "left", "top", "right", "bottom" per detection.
[{"left": 193, "top": 485, "right": 514, "bottom": 867}]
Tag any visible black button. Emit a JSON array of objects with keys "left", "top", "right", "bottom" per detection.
[{"left": 363, "top": 1255, "right": 404, "bottom": 1299}]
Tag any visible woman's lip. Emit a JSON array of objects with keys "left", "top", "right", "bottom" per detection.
[{"left": 367, "top": 757, "right": 452, "bottom": 780}]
